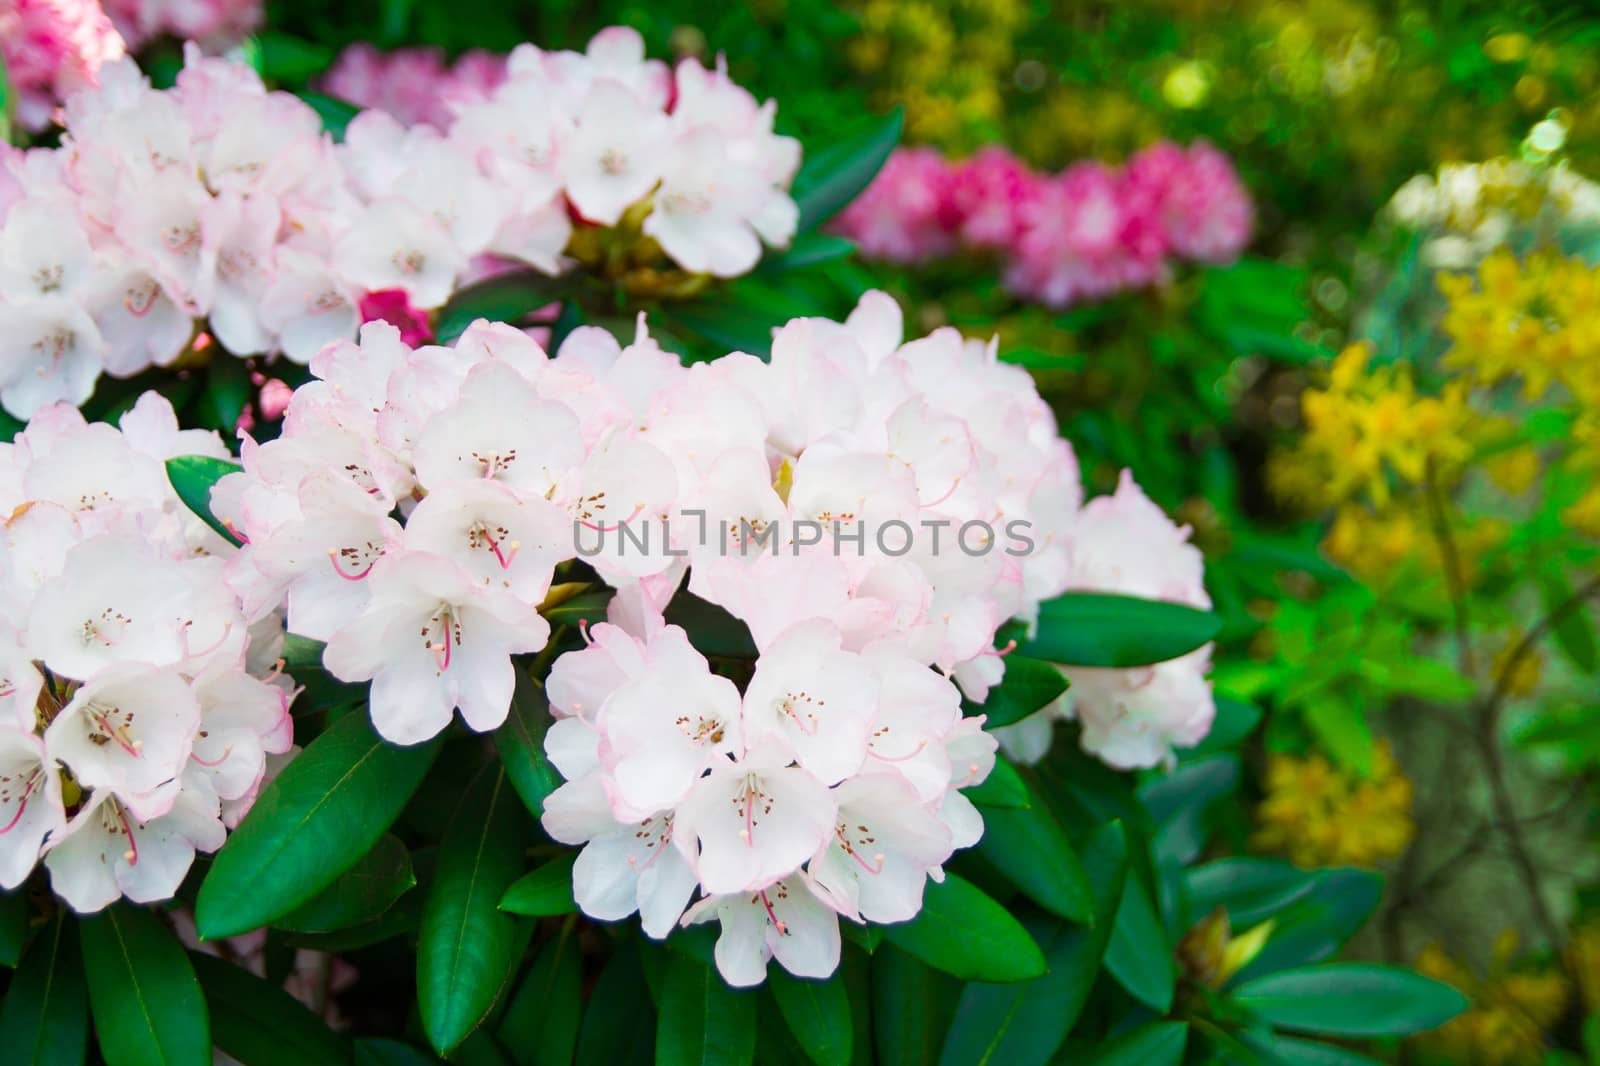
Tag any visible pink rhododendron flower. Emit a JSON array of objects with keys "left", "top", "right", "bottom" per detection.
[
  {"left": 0, "top": 0, "right": 125, "bottom": 131},
  {"left": 320, "top": 44, "right": 508, "bottom": 130},
  {"left": 102, "top": 0, "right": 260, "bottom": 50},
  {"left": 358, "top": 288, "right": 435, "bottom": 347},
  {"left": 833, "top": 140, "right": 1252, "bottom": 306}
]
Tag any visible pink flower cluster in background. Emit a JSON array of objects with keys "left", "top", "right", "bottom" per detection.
[
  {"left": 0, "top": 0, "right": 126, "bottom": 131},
  {"left": 832, "top": 141, "right": 1253, "bottom": 307},
  {"left": 320, "top": 44, "right": 509, "bottom": 130}
]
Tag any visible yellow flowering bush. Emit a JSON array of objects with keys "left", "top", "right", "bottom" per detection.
[{"left": 1415, "top": 932, "right": 1572, "bottom": 1065}]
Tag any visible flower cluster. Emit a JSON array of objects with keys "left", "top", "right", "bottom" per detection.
[
  {"left": 0, "top": 30, "right": 802, "bottom": 419},
  {"left": 102, "top": 0, "right": 260, "bottom": 51},
  {"left": 0, "top": 0, "right": 126, "bottom": 132},
  {"left": 213, "top": 287, "right": 1217, "bottom": 983},
  {"left": 327, "top": 27, "right": 799, "bottom": 300},
  {"left": 0, "top": 394, "right": 293, "bottom": 913},
  {"left": 1251, "top": 741, "right": 1414, "bottom": 869},
  {"left": 991, "top": 471, "right": 1217, "bottom": 771},
  {"left": 1416, "top": 931, "right": 1571, "bottom": 1066},
  {"left": 320, "top": 44, "right": 508, "bottom": 130},
  {"left": 832, "top": 141, "right": 1252, "bottom": 307},
  {"left": 0, "top": 48, "right": 362, "bottom": 417}
]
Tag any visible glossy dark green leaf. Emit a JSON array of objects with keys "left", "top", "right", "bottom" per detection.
[
  {"left": 1104, "top": 872, "right": 1174, "bottom": 1011},
  {"left": 662, "top": 590, "right": 759, "bottom": 659},
  {"left": 1081, "top": 1022, "right": 1188, "bottom": 1066},
  {"left": 435, "top": 271, "right": 570, "bottom": 345},
  {"left": 882, "top": 874, "right": 1045, "bottom": 982},
  {"left": 496, "top": 671, "right": 563, "bottom": 818},
  {"left": 975, "top": 778, "right": 1093, "bottom": 922},
  {"left": 965, "top": 755, "right": 1029, "bottom": 809},
  {"left": 279, "top": 635, "right": 366, "bottom": 715},
  {"left": 575, "top": 940, "right": 654, "bottom": 1066},
  {"left": 197, "top": 712, "right": 440, "bottom": 938},
  {"left": 499, "top": 853, "right": 576, "bottom": 917},
  {"left": 539, "top": 588, "right": 615, "bottom": 627},
  {"left": 192, "top": 951, "right": 352, "bottom": 1065},
  {"left": 0, "top": 914, "right": 88, "bottom": 1066},
  {"left": 1232, "top": 869, "right": 1383, "bottom": 983},
  {"left": 939, "top": 822, "right": 1128, "bottom": 1066},
  {"left": 872, "top": 945, "right": 960, "bottom": 1066},
  {"left": 964, "top": 657, "right": 1067, "bottom": 728},
  {"left": 498, "top": 923, "right": 581, "bottom": 1066},
  {"left": 1139, "top": 754, "right": 1239, "bottom": 865},
  {"left": 299, "top": 92, "right": 361, "bottom": 139},
  {"left": 1188, "top": 697, "right": 1262, "bottom": 756},
  {"left": 204, "top": 353, "right": 252, "bottom": 435},
  {"left": 165, "top": 455, "right": 243, "bottom": 546},
  {"left": 250, "top": 32, "right": 336, "bottom": 83},
  {"left": 80, "top": 906, "right": 210, "bottom": 1066},
  {"left": 354, "top": 1038, "right": 439, "bottom": 1066},
  {"left": 770, "top": 971, "right": 852, "bottom": 1066},
  {"left": 420, "top": 768, "right": 529, "bottom": 1055},
  {"left": 657, "top": 952, "right": 756, "bottom": 1066},
  {"left": 0, "top": 888, "right": 29, "bottom": 966},
  {"left": 277, "top": 833, "right": 416, "bottom": 933},
  {"left": 1184, "top": 858, "right": 1320, "bottom": 928},
  {"left": 1231, "top": 964, "right": 1467, "bottom": 1037},
  {"left": 1238, "top": 1032, "right": 1383, "bottom": 1065},
  {"left": 757, "top": 234, "right": 857, "bottom": 273},
  {"left": 1020, "top": 592, "right": 1221, "bottom": 668},
  {"left": 792, "top": 108, "right": 903, "bottom": 232}
]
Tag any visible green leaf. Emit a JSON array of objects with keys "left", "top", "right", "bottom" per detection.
[
  {"left": 975, "top": 777, "right": 1093, "bottom": 922},
  {"left": 251, "top": 32, "right": 336, "bottom": 84},
  {"left": 575, "top": 940, "right": 654, "bottom": 1066},
  {"left": 662, "top": 591, "right": 759, "bottom": 659},
  {"left": 0, "top": 914, "right": 88, "bottom": 1066},
  {"left": 938, "top": 822, "right": 1128, "bottom": 1066},
  {"left": 539, "top": 588, "right": 615, "bottom": 627},
  {"left": 496, "top": 670, "right": 563, "bottom": 818},
  {"left": 657, "top": 952, "right": 756, "bottom": 1066},
  {"left": 1233, "top": 869, "right": 1383, "bottom": 983},
  {"left": 279, "top": 635, "right": 366, "bottom": 715},
  {"left": 499, "top": 853, "right": 576, "bottom": 917},
  {"left": 792, "top": 108, "right": 903, "bottom": 232},
  {"left": 1184, "top": 858, "right": 1319, "bottom": 927},
  {"left": 1303, "top": 700, "right": 1374, "bottom": 776},
  {"left": 498, "top": 922, "right": 581, "bottom": 1066},
  {"left": 197, "top": 712, "right": 440, "bottom": 938},
  {"left": 276, "top": 833, "right": 416, "bottom": 933},
  {"left": 1189, "top": 697, "right": 1262, "bottom": 756},
  {"left": 299, "top": 92, "right": 360, "bottom": 139},
  {"left": 1231, "top": 963, "right": 1467, "bottom": 1037},
  {"left": 355, "top": 1038, "right": 439, "bottom": 1066},
  {"left": 872, "top": 945, "right": 960, "bottom": 1066},
  {"left": 435, "top": 271, "right": 569, "bottom": 346},
  {"left": 1541, "top": 567, "right": 1599, "bottom": 674},
  {"left": 1081, "top": 1022, "right": 1188, "bottom": 1066},
  {"left": 1238, "top": 1032, "right": 1383, "bottom": 1065},
  {"left": 964, "top": 656, "right": 1067, "bottom": 728},
  {"left": 882, "top": 874, "right": 1046, "bottom": 982},
  {"left": 420, "top": 767, "right": 529, "bottom": 1055},
  {"left": 1020, "top": 593, "right": 1221, "bottom": 668},
  {"left": 165, "top": 455, "right": 244, "bottom": 546},
  {"left": 192, "top": 951, "right": 352, "bottom": 1065},
  {"left": 769, "top": 971, "right": 851, "bottom": 1066},
  {"left": 0, "top": 888, "right": 29, "bottom": 966},
  {"left": 80, "top": 906, "right": 210, "bottom": 1066},
  {"left": 966, "top": 754, "right": 1029, "bottom": 809},
  {"left": 204, "top": 351, "right": 252, "bottom": 434},
  {"left": 758, "top": 234, "right": 857, "bottom": 274},
  {"left": 1104, "top": 872, "right": 1174, "bottom": 1011}
]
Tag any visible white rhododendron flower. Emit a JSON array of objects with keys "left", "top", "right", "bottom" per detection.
[
  {"left": 212, "top": 287, "right": 1214, "bottom": 985},
  {"left": 0, "top": 29, "right": 800, "bottom": 418},
  {"left": 0, "top": 395, "right": 294, "bottom": 912}
]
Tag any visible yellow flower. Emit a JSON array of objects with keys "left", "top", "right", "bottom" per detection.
[
  {"left": 1414, "top": 934, "right": 1571, "bottom": 1066},
  {"left": 1251, "top": 741, "right": 1414, "bottom": 868}
]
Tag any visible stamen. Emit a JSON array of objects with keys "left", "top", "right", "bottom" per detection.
[
  {"left": 870, "top": 739, "right": 928, "bottom": 764},
  {"left": 0, "top": 772, "right": 37, "bottom": 834},
  {"left": 922, "top": 476, "right": 963, "bottom": 509},
  {"left": 759, "top": 890, "right": 788, "bottom": 936},
  {"left": 328, "top": 548, "right": 376, "bottom": 582},
  {"left": 190, "top": 743, "right": 234, "bottom": 767},
  {"left": 113, "top": 801, "right": 140, "bottom": 866}
]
